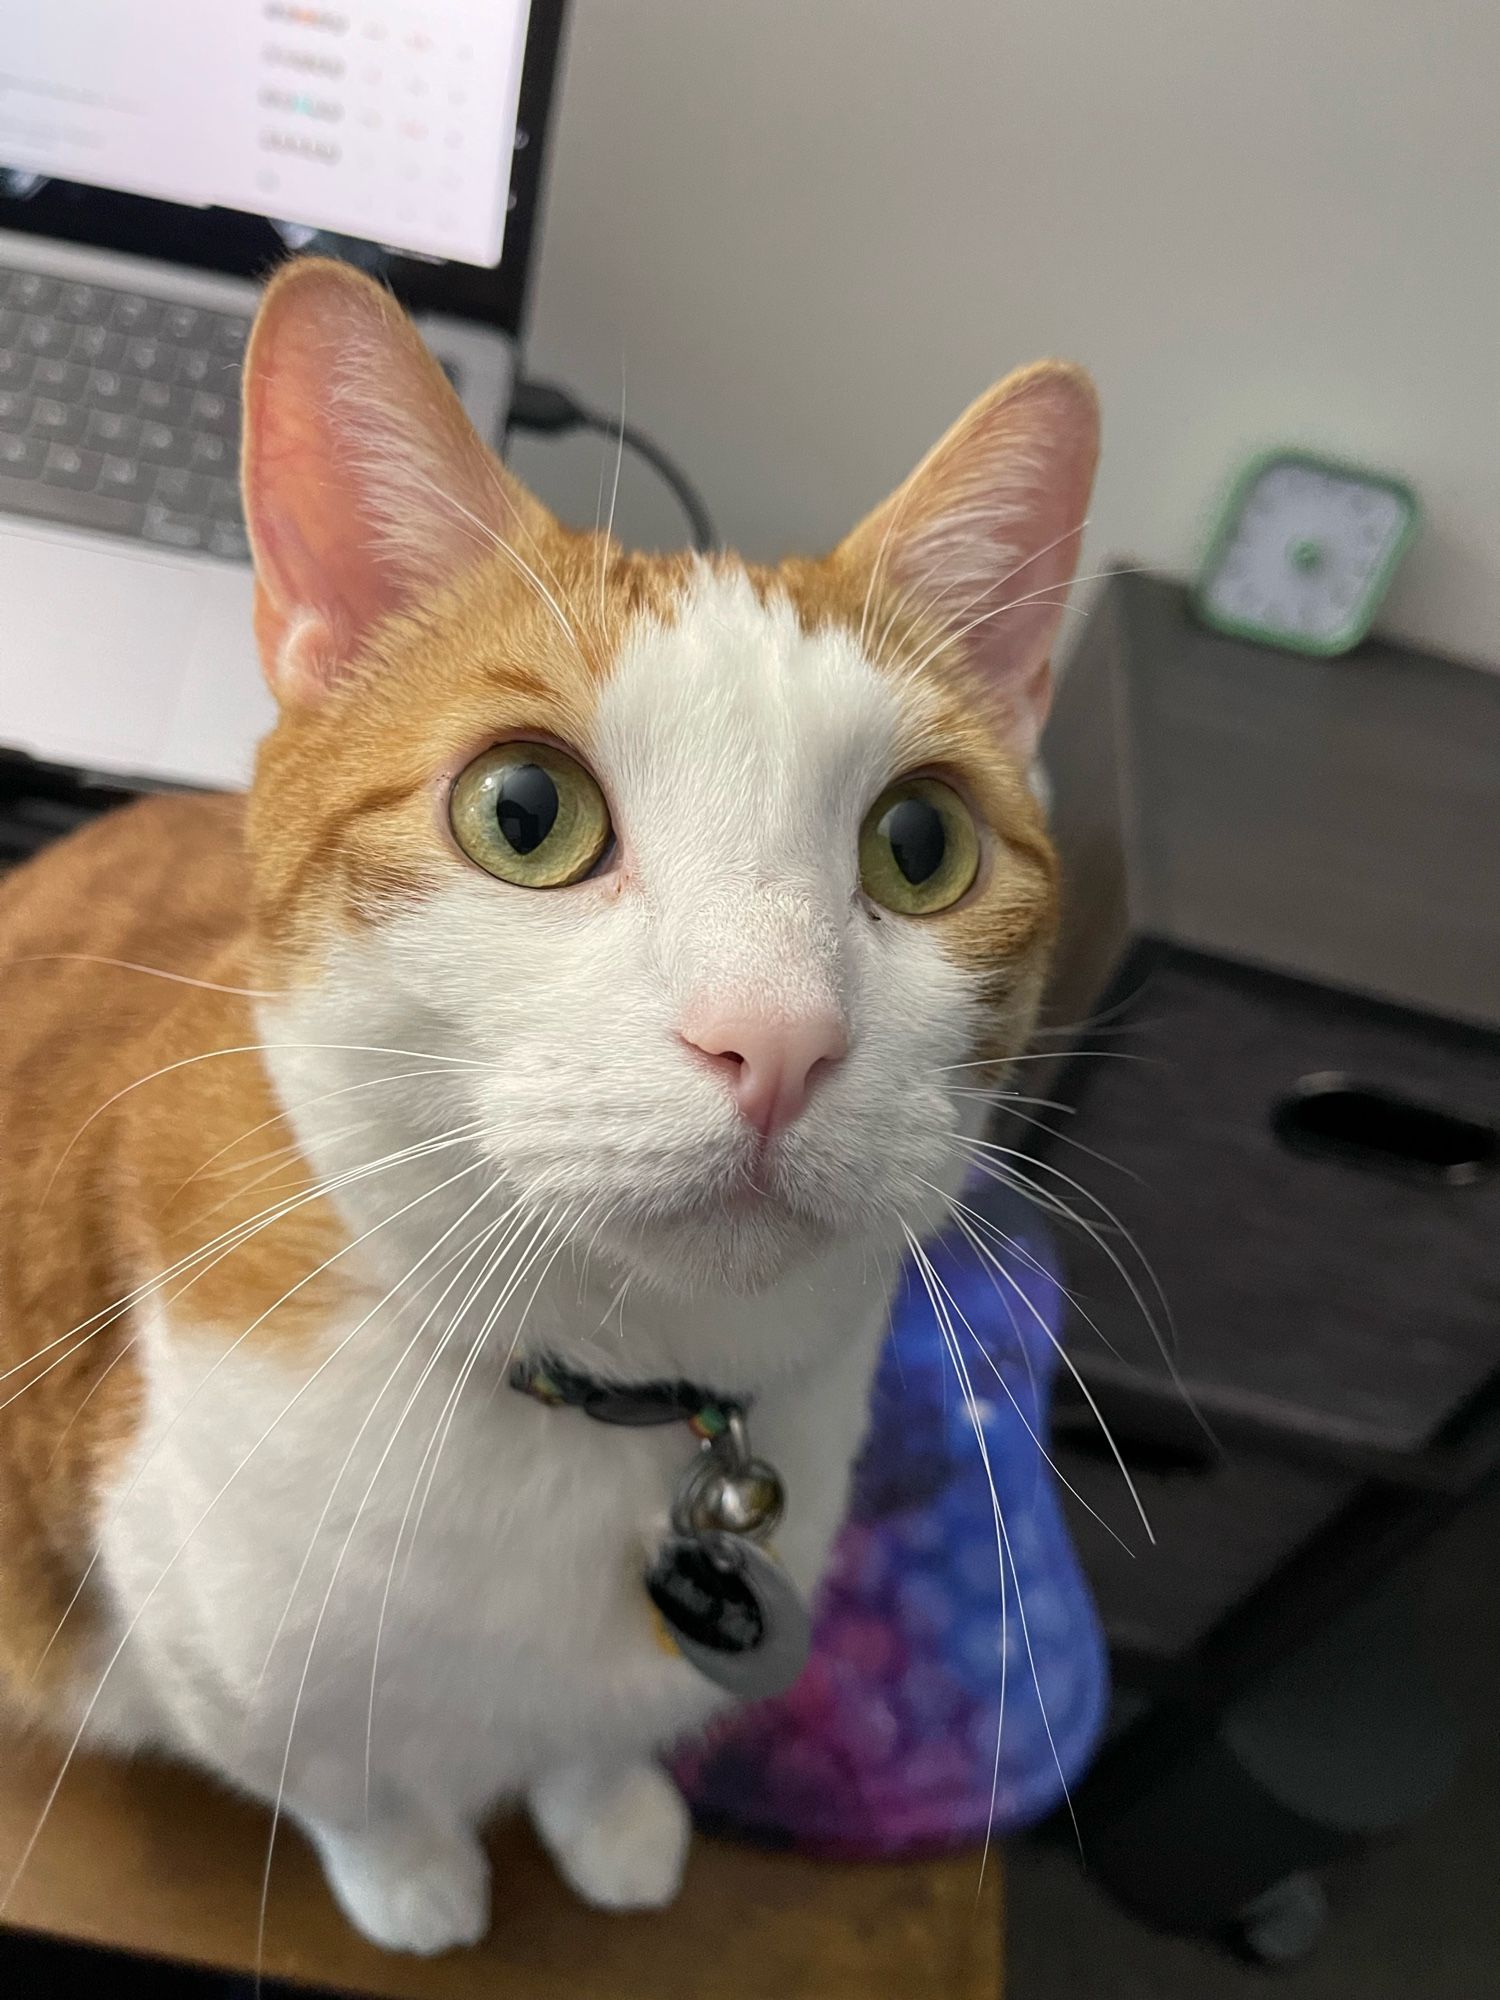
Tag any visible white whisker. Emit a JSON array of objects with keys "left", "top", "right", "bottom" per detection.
[
  {"left": 481, "top": 457, "right": 581, "bottom": 652},
  {"left": 177, "top": 1118, "right": 382, "bottom": 1230},
  {"left": 33, "top": 1125, "right": 480, "bottom": 1467},
  {"left": 29, "top": 1134, "right": 488, "bottom": 1678},
  {"left": 958, "top": 1146, "right": 1215, "bottom": 1450},
  {"left": 953, "top": 1138, "right": 1182, "bottom": 1372},
  {"left": 44, "top": 1040, "right": 481, "bottom": 1202},
  {"left": 908, "top": 1195, "right": 1135, "bottom": 1554},
  {"left": 169, "top": 1064, "right": 473, "bottom": 1201},
  {"left": 912, "top": 1227, "right": 1084, "bottom": 1860},
  {"left": 949, "top": 1087, "right": 1077, "bottom": 1115},
  {"left": 874, "top": 516, "right": 1095, "bottom": 678},
  {"left": 573, "top": 1197, "right": 624, "bottom": 1304},
  {"left": 5, "top": 1119, "right": 486, "bottom": 1391},
  {"left": 599, "top": 359, "right": 627, "bottom": 626},
  {"left": 856, "top": 467, "right": 925, "bottom": 658},
  {"left": 398, "top": 1201, "right": 581, "bottom": 1581},
  {"left": 889, "top": 564, "right": 1135, "bottom": 688},
  {"left": 252, "top": 1188, "right": 522, "bottom": 1978},
  {"left": 900, "top": 1225, "right": 1010, "bottom": 1887},
  {"left": 362, "top": 1198, "right": 541, "bottom": 1811},
  {"left": 0, "top": 953, "right": 283, "bottom": 998},
  {"left": 249, "top": 1185, "right": 507, "bottom": 1705},
  {"left": 963, "top": 1114, "right": 1143, "bottom": 1185},
  {"left": 946, "top": 1202, "right": 1154, "bottom": 1542},
  {"left": 400, "top": 460, "right": 585, "bottom": 664},
  {"left": 937, "top": 1051, "right": 1154, "bottom": 1073}
]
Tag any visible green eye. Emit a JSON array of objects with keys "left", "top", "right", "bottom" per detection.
[
  {"left": 859, "top": 776, "right": 980, "bottom": 915},
  {"left": 449, "top": 743, "right": 611, "bottom": 888}
]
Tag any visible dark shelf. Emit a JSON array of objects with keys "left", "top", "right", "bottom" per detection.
[
  {"left": 1027, "top": 572, "right": 1500, "bottom": 1694},
  {"left": 1033, "top": 944, "right": 1500, "bottom": 1463}
]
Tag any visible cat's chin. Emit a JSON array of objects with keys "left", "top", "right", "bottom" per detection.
[{"left": 599, "top": 1198, "right": 842, "bottom": 1300}]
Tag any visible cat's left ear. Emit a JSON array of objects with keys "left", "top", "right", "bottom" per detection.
[
  {"left": 242, "top": 256, "right": 555, "bottom": 705},
  {"left": 837, "top": 362, "right": 1099, "bottom": 760}
]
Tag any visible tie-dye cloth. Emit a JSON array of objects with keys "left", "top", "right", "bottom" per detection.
[{"left": 675, "top": 1186, "right": 1109, "bottom": 1856}]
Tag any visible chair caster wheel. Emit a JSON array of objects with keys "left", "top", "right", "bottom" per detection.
[{"left": 1226, "top": 1872, "right": 1329, "bottom": 1966}]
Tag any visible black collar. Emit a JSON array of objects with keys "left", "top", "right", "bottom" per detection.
[{"left": 509, "top": 1355, "right": 746, "bottom": 1436}]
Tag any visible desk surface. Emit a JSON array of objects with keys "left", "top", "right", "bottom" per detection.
[{"left": 0, "top": 1732, "right": 1001, "bottom": 1999}]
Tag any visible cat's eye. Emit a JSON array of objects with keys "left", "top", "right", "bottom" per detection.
[
  {"left": 859, "top": 776, "right": 980, "bottom": 915},
  {"left": 449, "top": 743, "right": 612, "bottom": 888}
]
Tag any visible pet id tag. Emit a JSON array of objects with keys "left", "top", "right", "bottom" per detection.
[
  {"left": 646, "top": 1411, "right": 810, "bottom": 1699},
  {"left": 646, "top": 1530, "right": 811, "bottom": 1699}
]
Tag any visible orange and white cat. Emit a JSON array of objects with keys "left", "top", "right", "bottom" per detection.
[{"left": 0, "top": 260, "right": 1096, "bottom": 1953}]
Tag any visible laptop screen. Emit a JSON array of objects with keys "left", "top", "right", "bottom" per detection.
[
  {"left": 1, "top": 2, "right": 530, "bottom": 270},
  {"left": 0, "top": 1, "right": 563, "bottom": 336}
]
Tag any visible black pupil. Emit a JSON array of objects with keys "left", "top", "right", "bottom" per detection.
[
  {"left": 495, "top": 763, "right": 560, "bottom": 855},
  {"left": 880, "top": 797, "right": 946, "bottom": 885}
]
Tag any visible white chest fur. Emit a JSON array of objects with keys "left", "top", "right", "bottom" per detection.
[{"left": 94, "top": 1255, "right": 888, "bottom": 1844}]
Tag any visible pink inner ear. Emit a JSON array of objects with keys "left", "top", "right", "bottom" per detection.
[
  {"left": 243, "top": 272, "right": 412, "bottom": 700},
  {"left": 871, "top": 364, "right": 1100, "bottom": 759},
  {"left": 242, "top": 259, "right": 531, "bottom": 705}
]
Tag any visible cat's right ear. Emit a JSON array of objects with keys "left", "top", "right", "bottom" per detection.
[{"left": 241, "top": 257, "right": 552, "bottom": 706}]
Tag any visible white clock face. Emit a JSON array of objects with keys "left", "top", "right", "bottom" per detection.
[{"left": 1202, "top": 459, "right": 1413, "bottom": 648}]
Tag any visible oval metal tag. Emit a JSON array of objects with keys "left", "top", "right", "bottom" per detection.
[{"left": 646, "top": 1532, "right": 811, "bottom": 1699}]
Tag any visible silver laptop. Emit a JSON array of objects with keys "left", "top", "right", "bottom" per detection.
[{"left": 0, "top": 1, "right": 565, "bottom": 792}]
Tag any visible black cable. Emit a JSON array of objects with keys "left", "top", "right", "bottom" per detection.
[{"left": 507, "top": 376, "right": 717, "bottom": 552}]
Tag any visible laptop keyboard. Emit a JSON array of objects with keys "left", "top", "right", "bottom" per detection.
[{"left": 0, "top": 261, "right": 251, "bottom": 562}]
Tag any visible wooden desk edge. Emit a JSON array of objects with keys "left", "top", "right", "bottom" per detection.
[{"left": 1, "top": 1736, "right": 1002, "bottom": 1999}]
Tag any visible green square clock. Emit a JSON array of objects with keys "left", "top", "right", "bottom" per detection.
[{"left": 1194, "top": 450, "right": 1419, "bottom": 656}]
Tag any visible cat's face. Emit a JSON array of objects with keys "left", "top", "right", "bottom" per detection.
[{"left": 241, "top": 262, "right": 1096, "bottom": 1299}]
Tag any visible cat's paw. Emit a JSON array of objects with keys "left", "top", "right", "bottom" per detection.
[
  {"left": 308, "top": 1816, "right": 491, "bottom": 1955},
  {"left": 529, "top": 1761, "right": 690, "bottom": 1911}
]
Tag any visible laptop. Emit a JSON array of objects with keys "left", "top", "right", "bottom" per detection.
[{"left": 0, "top": 0, "right": 566, "bottom": 793}]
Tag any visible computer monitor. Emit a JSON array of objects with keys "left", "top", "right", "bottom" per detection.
[{"left": 0, "top": 0, "right": 567, "bottom": 337}]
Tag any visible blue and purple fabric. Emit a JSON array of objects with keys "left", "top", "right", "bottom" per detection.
[{"left": 676, "top": 1185, "right": 1108, "bottom": 1857}]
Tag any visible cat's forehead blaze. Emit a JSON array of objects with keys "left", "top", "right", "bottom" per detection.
[{"left": 248, "top": 533, "right": 1056, "bottom": 1024}]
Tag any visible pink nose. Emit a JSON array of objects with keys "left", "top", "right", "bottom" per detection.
[{"left": 679, "top": 1007, "right": 849, "bottom": 1139}]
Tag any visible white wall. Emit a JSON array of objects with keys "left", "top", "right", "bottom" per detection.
[{"left": 507, "top": 0, "right": 1500, "bottom": 667}]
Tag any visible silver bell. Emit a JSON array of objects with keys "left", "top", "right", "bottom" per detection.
[{"left": 683, "top": 1459, "right": 786, "bottom": 1540}]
